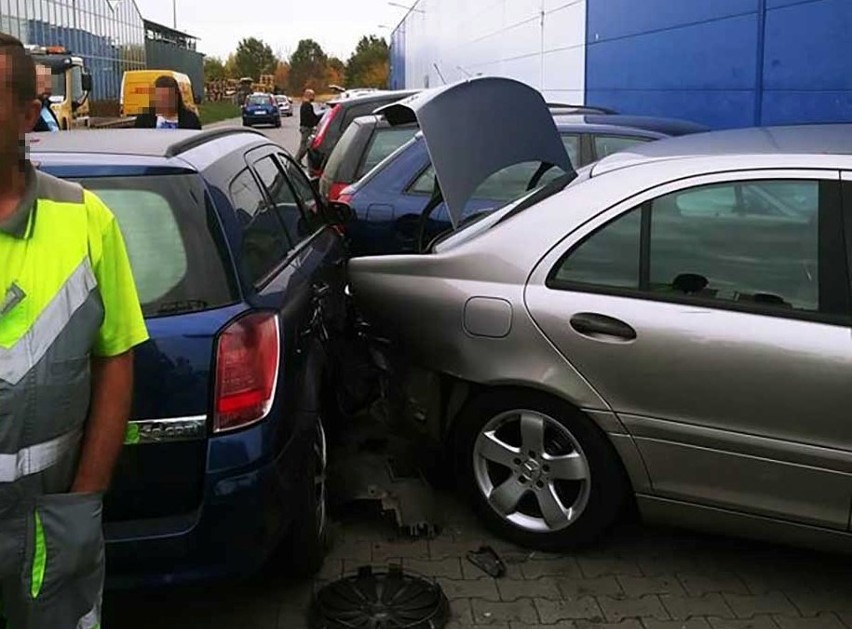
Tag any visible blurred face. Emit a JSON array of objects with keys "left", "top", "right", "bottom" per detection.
[
  {"left": 0, "top": 54, "right": 40, "bottom": 171},
  {"left": 304, "top": 90, "right": 315, "bottom": 102},
  {"left": 36, "top": 65, "right": 52, "bottom": 98},
  {"left": 153, "top": 85, "right": 177, "bottom": 113}
]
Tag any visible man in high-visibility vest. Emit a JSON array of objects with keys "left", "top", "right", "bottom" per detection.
[{"left": 0, "top": 33, "right": 148, "bottom": 628}]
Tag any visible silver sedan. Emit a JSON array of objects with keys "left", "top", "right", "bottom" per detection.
[{"left": 349, "top": 102, "right": 852, "bottom": 553}]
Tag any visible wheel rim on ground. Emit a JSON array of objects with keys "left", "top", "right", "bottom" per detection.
[{"left": 473, "top": 409, "right": 591, "bottom": 533}]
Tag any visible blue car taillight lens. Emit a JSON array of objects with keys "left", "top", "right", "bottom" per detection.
[{"left": 213, "top": 312, "right": 280, "bottom": 433}]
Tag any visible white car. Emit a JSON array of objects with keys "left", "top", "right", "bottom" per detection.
[{"left": 275, "top": 95, "right": 293, "bottom": 117}]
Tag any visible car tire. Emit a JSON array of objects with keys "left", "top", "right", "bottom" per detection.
[
  {"left": 243, "top": 120, "right": 251, "bottom": 127},
  {"left": 284, "top": 417, "right": 328, "bottom": 576},
  {"left": 456, "top": 390, "right": 627, "bottom": 551}
]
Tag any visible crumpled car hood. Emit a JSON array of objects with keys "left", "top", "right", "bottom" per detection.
[{"left": 376, "top": 76, "right": 573, "bottom": 229}]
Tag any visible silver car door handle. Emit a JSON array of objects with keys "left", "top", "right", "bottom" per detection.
[{"left": 570, "top": 313, "right": 637, "bottom": 342}]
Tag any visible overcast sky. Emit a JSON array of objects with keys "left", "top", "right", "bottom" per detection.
[{"left": 133, "top": 0, "right": 405, "bottom": 61}]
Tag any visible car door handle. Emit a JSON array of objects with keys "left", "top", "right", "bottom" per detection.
[{"left": 570, "top": 313, "right": 637, "bottom": 342}]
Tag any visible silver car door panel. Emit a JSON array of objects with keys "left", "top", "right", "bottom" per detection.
[{"left": 525, "top": 169, "right": 851, "bottom": 530}]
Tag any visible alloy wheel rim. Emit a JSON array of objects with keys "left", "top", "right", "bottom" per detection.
[{"left": 473, "top": 409, "right": 591, "bottom": 533}]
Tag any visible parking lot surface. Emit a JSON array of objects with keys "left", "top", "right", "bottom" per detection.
[
  {"left": 209, "top": 109, "right": 304, "bottom": 155},
  {"left": 103, "top": 490, "right": 852, "bottom": 629}
]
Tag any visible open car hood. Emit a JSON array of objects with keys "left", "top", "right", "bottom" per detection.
[{"left": 376, "top": 77, "right": 574, "bottom": 228}]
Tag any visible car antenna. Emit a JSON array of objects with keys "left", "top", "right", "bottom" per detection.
[{"left": 433, "top": 63, "right": 447, "bottom": 85}]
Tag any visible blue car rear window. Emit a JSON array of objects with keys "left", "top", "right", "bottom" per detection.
[{"left": 75, "top": 174, "right": 238, "bottom": 317}]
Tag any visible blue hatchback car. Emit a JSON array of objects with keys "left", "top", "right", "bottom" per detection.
[
  {"left": 340, "top": 114, "right": 709, "bottom": 257},
  {"left": 28, "top": 128, "right": 347, "bottom": 586},
  {"left": 243, "top": 93, "right": 281, "bottom": 128}
]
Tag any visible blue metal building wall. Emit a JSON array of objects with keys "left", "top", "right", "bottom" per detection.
[{"left": 585, "top": 0, "right": 852, "bottom": 129}]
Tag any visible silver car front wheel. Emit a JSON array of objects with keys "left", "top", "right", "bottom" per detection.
[{"left": 459, "top": 391, "right": 626, "bottom": 550}]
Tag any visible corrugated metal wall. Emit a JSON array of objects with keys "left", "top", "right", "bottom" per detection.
[
  {"left": 390, "top": 0, "right": 586, "bottom": 103},
  {"left": 145, "top": 40, "right": 204, "bottom": 102},
  {"left": 391, "top": 0, "right": 852, "bottom": 129},
  {"left": 586, "top": 0, "right": 852, "bottom": 128}
]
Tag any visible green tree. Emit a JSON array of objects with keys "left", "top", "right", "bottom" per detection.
[
  {"left": 346, "top": 36, "right": 389, "bottom": 89},
  {"left": 234, "top": 37, "right": 277, "bottom": 81},
  {"left": 325, "top": 56, "right": 346, "bottom": 89},
  {"left": 289, "top": 39, "right": 328, "bottom": 92},
  {"left": 204, "top": 56, "right": 226, "bottom": 81}
]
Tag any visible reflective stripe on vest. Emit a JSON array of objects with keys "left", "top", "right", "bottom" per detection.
[
  {"left": 0, "top": 260, "right": 97, "bottom": 386},
  {"left": 0, "top": 428, "right": 82, "bottom": 483}
]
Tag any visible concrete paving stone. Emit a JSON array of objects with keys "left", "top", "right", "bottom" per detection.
[
  {"left": 463, "top": 558, "right": 524, "bottom": 580},
  {"left": 558, "top": 576, "right": 624, "bottom": 599},
  {"left": 497, "top": 577, "right": 563, "bottom": 601},
  {"left": 619, "top": 575, "right": 686, "bottom": 598},
  {"left": 774, "top": 613, "right": 847, "bottom": 629},
  {"left": 723, "top": 593, "right": 798, "bottom": 619},
  {"left": 535, "top": 597, "right": 605, "bottom": 623},
  {"left": 372, "top": 538, "right": 430, "bottom": 561},
  {"left": 661, "top": 594, "right": 735, "bottom": 621},
  {"left": 472, "top": 598, "right": 540, "bottom": 624},
  {"left": 707, "top": 616, "right": 780, "bottom": 629},
  {"left": 786, "top": 589, "right": 852, "bottom": 616},
  {"left": 437, "top": 577, "right": 501, "bottom": 601},
  {"left": 404, "top": 557, "right": 464, "bottom": 579},
  {"left": 639, "top": 555, "right": 708, "bottom": 577},
  {"left": 642, "top": 619, "right": 713, "bottom": 629},
  {"left": 577, "top": 555, "right": 644, "bottom": 579},
  {"left": 598, "top": 594, "right": 670, "bottom": 622},
  {"left": 343, "top": 558, "right": 395, "bottom": 574},
  {"left": 510, "top": 622, "right": 577, "bottom": 629},
  {"left": 521, "top": 557, "right": 583, "bottom": 579},
  {"left": 678, "top": 572, "right": 750, "bottom": 597},
  {"left": 451, "top": 598, "right": 475, "bottom": 625},
  {"left": 574, "top": 620, "right": 644, "bottom": 629},
  {"left": 325, "top": 539, "right": 374, "bottom": 562},
  {"left": 430, "top": 539, "right": 489, "bottom": 560}
]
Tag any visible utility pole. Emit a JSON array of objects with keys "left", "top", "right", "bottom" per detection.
[{"left": 173, "top": 0, "right": 177, "bottom": 29}]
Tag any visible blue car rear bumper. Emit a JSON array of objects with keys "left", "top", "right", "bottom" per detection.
[{"left": 104, "top": 412, "right": 314, "bottom": 589}]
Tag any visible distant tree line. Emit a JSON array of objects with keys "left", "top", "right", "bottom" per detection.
[{"left": 203, "top": 35, "right": 389, "bottom": 95}]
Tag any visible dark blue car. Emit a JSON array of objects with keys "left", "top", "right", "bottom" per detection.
[
  {"left": 339, "top": 114, "right": 709, "bottom": 257},
  {"left": 29, "top": 128, "right": 348, "bottom": 586},
  {"left": 243, "top": 93, "right": 281, "bottom": 128}
]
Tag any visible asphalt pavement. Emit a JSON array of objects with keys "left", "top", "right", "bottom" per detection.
[{"left": 209, "top": 111, "right": 304, "bottom": 158}]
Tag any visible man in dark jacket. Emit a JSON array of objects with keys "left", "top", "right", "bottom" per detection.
[
  {"left": 296, "top": 88, "right": 322, "bottom": 164},
  {"left": 32, "top": 64, "right": 59, "bottom": 132}
]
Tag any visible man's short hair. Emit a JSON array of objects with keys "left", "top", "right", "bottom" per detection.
[{"left": 0, "top": 33, "right": 36, "bottom": 107}]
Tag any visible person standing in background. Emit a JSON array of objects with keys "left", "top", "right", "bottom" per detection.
[
  {"left": 133, "top": 75, "right": 201, "bottom": 130},
  {"left": 31, "top": 64, "right": 59, "bottom": 133},
  {"left": 296, "top": 88, "right": 322, "bottom": 165}
]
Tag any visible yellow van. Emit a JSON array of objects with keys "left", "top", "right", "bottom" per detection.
[{"left": 121, "top": 70, "right": 199, "bottom": 117}]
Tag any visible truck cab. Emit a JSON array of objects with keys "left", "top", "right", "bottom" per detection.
[{"left": 26, "top": 45, "right": 92, "bottom": 130}]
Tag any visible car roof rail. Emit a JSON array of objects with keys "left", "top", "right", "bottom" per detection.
[
  {"left": 547, "top": 103, "right": 619, "bottom": 115},
  {"left": 165, "top": 127, "right": 266, "bottom": 158}
]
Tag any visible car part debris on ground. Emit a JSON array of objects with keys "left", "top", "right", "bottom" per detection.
[
  {"left": 309, "top": 564, "right": 449, "bottom": 629},
  {"left": 465, "top": 546, "right": 507, "bottom": 578}
]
